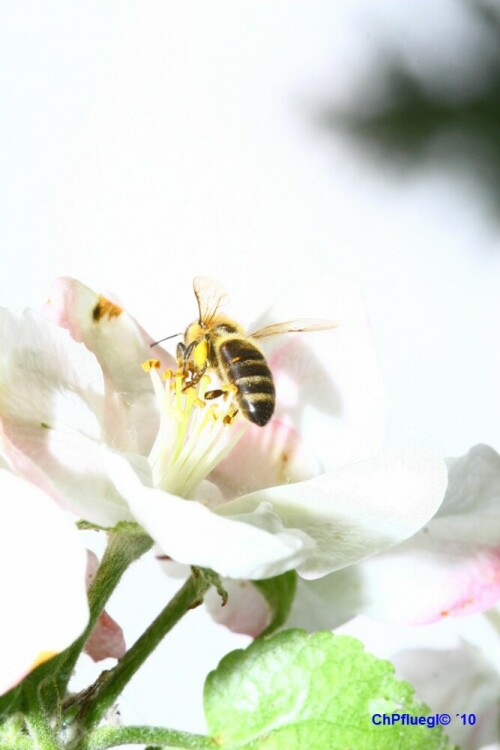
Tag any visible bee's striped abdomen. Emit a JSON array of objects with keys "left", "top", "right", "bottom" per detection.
[{"left": 218, "top": 338, "right": 275, "bottom": 427}]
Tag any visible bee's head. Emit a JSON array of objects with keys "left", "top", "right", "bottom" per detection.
[
  {"left": 184, "top": 321, "right": 209, "bottom": 369},
  {"left": 184, "top": 321, "right": 206, "bottom": 346}
]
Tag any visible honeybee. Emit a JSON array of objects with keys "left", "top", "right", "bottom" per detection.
[{"left": 172, "top": 277, "right": 336, "bottom": 427}]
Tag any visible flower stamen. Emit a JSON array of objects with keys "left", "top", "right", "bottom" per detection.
[{"left": 144, "top": 362, "right": 246, "bottom": 498}]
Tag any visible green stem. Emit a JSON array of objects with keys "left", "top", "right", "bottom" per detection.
[
  {"left": 24, "top": 685, "right": 63, "bottom": 750},
  {"left": 57, "top": 531, "right": 152, "bottom": 696},
  {"left": 81, "top": 725, "right": 215, "bottom": 750},
  {"left": 77, "top": 573, "right": 209, "bottom": 731}
]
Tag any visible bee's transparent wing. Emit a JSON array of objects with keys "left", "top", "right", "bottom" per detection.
[
  {"left": 249, "top": 318, "right": 338, "bottom": 340},
  {"left": 193, "top": 276, "right": 228, "bottom": 326}
]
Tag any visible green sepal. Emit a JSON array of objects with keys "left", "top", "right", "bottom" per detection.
[
  {"left": 77, "top": 519, "right": 144, "bottom": 533},
  {"left": 0, "top": 715, "right": 32, "bottom": 750},
  {"left": 253, "top": 571, "right": 297, "bottom": 636},
  {"left": 191, "top": 567, "right": 228, "bottom": 606},
  {"left": 0, "top": 683, "right": 22, "bottom": 722},
  {"left": 204, "top": 629, "right": 457, "bottom": 750}
]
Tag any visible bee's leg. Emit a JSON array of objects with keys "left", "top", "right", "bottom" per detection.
[
  {"left": 205, "top": 383, "right": 238, "bottom": 401},
  {"left": 176, "top": 341, "right": 187, "bottom": 368},
  {"left": 204, "top": 389, "right": 224, "bottom": 400},
  {"left": 177, "top": 342, "right": 198, "bottom": 380},
  {"left": 182, "top": 360, "right": 208, "bottom": 391}
]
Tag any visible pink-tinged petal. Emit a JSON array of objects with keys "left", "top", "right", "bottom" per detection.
[
  {"left": 0, "top": 421, "right": 61, "bottom": 504},
  {"left": 205, "top": 580, "right": 271, "bottom": 637},
  {"left": 1, "top": 419, "right": 134, "bottom": 526},
  {"left": 288, "top": 445, "right": 500, "bottom": 628},
  {"left": 84, "top": 612, "right": 126, "bottom": 662},
  {"left": 250, "top": 277, "right": 385, "bottom": 471},
  {"left": 209, "top": 419, "right": 322, "bottom": 498},
  {"left": 107, "top": 454, "right": 314, "bottom": 579},
  {"left": 219, "top": 450, "right": 447, "bottom": 579},
  {"left": 356, "top": 444, "right": 500, "bottom": 625},
  {"left": 0, "top": 469, "right": 88, "bottom": 695},
  {"left": 348, "top": 537, "right": 500, "bottom": 625},
  {"left": 83, "top": 551, "right": 125, "bottom": 660},
  {"left": 0, "top": 309, "right": 137, "bottom": 523},
  {"left": 43, "top": 277, "right": 174, "bottom": 454},
  {"left": 394, "top": 644, "right": 500, "bottom": 750}
]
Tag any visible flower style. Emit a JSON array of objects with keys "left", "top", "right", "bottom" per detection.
[
  {"left": 0, "top": 450, "right": 89, "bottom": 695},
  {"left": 0, "top": 277, "right": 447, "bottom": 595}
]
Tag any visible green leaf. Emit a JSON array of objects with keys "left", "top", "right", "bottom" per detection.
[
  {"left": 253, "top": 571, "right": 297, "bottom": 637},
  {"left": 204, "top": 630, "right": 456, "bottom": 750}
]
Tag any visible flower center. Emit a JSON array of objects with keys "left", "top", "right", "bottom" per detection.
[{"left": 142, "top": 360, "right": 246, "bottom": 498}]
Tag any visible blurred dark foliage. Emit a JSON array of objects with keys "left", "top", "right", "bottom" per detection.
[{"left": 316, "top": 2, "right": 500, "bottom": 218}]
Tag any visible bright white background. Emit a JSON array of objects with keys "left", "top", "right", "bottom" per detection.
[{"left": 1, "top": 0, "right": 499, "bottom": 741}]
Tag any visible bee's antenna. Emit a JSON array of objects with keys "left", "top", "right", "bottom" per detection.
[{"left": 150, "top": 332, "right": 183, "bottom": 348}]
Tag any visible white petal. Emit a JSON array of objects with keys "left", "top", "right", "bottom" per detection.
[
  {"left": 437, "top": 444, "right": 500, "bottom": 544},
  {"left": 332, "top": 444, "right": 500, "bottom": 626},
  {"left": 106, "top": 454, "right": 314, "bottom": 579},
  {"left": 0, "top": 307, "right": 104, "bottom": 439},
  {"left": 219, "top": 450, "right": 447, "bottom": 578},
  {"left": 287, "top": 445, "right": 500, "bottom": 626},
  {"left": 1, "top": 420, "right": 133, "bottom": 526},
  {"left": 43, "top": 277, "right": 172, "bottom": 454},
  {"left": 250, "top": 277, "right": 385, "bottom": 471},
  {"left": 286, "top": 569, "right": 359, "bottom": 631},
  {"left": 0, "top": 469, "right": 88, "bottom": 695}
]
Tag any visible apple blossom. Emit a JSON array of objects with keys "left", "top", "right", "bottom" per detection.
[
  {"left": 0, "top": 464, "right": 88, "bottom": 696},
  {"left": 283, "top": 443, "right": 500, "bottom": 632},
  {"left": 0, "top": 277, "right": 446, "bottom": 587}
]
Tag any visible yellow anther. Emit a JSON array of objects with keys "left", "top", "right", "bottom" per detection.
[
  {"left": 221, "top": 383, "right": 238, "bottom": 395},
  {"left": 194, "top": 398, "right": 206, "bottom": 409},
  {"left": 223, "top": 405, "right": 239, "bottom": 425},
  {"left": 142, "top": 359, "right": 161, "bottom": 372},
  {"left": 162, "top": 368, "right": 174, "bottom": 381}
]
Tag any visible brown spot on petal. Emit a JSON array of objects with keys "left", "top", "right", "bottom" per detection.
[
  {"left": 92, "top": 296, "right": 123, "bottom": 322},
  {"left": 31, "top": 650, "right": 58, "bottom": 670},
  {"left": 439, "top": 610, "right": 449, "bottom": 617}
]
